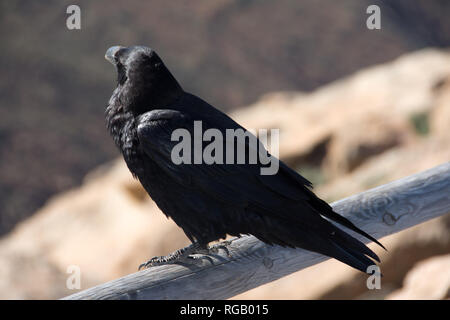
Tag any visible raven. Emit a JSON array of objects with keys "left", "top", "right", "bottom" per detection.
[{"left": 105, "top": 45, "right": 385, "bottom": 273}]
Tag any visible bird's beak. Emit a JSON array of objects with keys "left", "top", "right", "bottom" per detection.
[{"left": 105, "top": 46, "right": 124, "bottom": 64}]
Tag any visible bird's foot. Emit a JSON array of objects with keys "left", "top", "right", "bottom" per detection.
[
  {"left": 209, "top": 240, "right": 233, "bottom": 257},
  {"left": 138, "top": 242, "right": 209, "bottom": 270},
  {"left": 138, "top": 240, "right": 233, "bottom": 270}
]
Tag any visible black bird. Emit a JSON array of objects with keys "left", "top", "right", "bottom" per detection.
[{"left": 105, "top": 45, "right": 385, "bottom": 273}]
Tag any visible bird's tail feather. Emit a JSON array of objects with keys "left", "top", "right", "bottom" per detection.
[
  {"left": 332, "top": 225, "right": 380, "bottom": 262},
  {"left": 247, "top": 208, "right": 382, "bottom": 273},
  {"left": 328, "top": 241, "right": 377, "bottom": 273},
  {"left": 299, "top": 227, "right": 380, "bottom": 273},
  {"left": 263, "top": 220, "right": 380, "bottom": 273},
  {"left": 310, "top": 197, "right": 386, "bottom": 250}
]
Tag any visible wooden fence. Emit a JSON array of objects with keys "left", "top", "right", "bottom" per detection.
[{"left": 64, "top": 162, "right": 450, "bottom": 300}]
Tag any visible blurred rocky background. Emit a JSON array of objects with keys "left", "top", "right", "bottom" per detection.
[{"left": 0, "top": 1, "right": 449, "bottom": 299}]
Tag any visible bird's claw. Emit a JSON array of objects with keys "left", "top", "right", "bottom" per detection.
[
  {"left": 209, "top": 240, "right": 232, "bottom": 257},
  {"left": 138, "top": 243, "right": 204, "bottom": 270},
  {"left": 138, "top": 256, "right": 167, "bottom": 270},
  {"left": 138, "top": 240, "right": 233, "bottom": 270}
]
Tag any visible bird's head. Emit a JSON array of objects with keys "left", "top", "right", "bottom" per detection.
[{"left": 105, "top": 45, "right": 183, "bottom": 114}]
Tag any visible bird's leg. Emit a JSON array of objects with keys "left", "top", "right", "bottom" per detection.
[{"left": 138, "top": 242, "right": 210, "bottom": 270}]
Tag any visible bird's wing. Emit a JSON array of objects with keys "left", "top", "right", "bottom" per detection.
[
  {"left": 137, "top": 109, "right": 384, "bottom": 247},
  {"left": 136, "top": 109, "right": 384, "bottom": 273},
  {"left": 136, "top": 109, "right": 310, "bottom": 211}
]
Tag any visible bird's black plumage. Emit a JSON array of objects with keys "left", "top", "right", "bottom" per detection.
[{"left": 105, "top": 45, "right": 384, "bottom": 273}]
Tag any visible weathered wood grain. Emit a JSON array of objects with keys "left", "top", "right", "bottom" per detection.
[{"left": 63, "top": 162, "right": 450, "bottom": 300}]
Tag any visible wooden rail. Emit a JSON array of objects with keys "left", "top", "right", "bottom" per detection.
[{"left": 63, "top": 162, "right": 450, "bottom": 300}]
